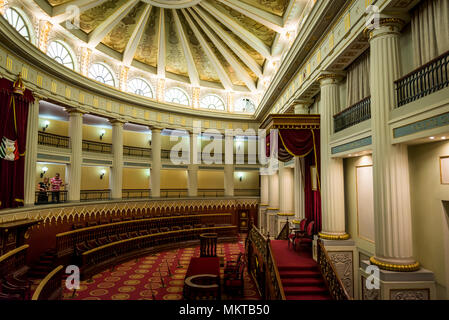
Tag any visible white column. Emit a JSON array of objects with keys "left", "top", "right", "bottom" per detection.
[
  {"left": 188, "top": 131, "right": 198, "bottom": 197},
  {"left": 268, "top": 172, "right": 279, "bottom": 210},
  {"left": 294, "top": 157, "right": 305, "bottom": 221},
  {"left": 260, "top": 175, "right": 269, "bottom": 205},
  {"left": 279, "top": 162, "right": 294, "bottom": 214},
  {"left": 151, "top": 127, "right": 162, "bottom": 197},
  {"left": 319, "top": 74, "right": 348, "bottom": 240},
  {"left": 224, "top": 132, "right": 234, "bottom": 196},
  {"left": 368, "top": 18, "right": 418, "bottom": 271},
  {"left": 24, "top": 97, "right": 40, "bottom": 205},
  {"left": 67, "top": 109, "right": 84, "bottom": 201},
  {"left": 110, "top": 120, "right": 124, "bottom": 199}
]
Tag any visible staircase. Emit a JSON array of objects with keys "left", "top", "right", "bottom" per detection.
[
  {"left": 28, "top": 249, "right": 58, "bottom": 279},
  {"left": 279, "top": 265, "right": 331, "bottom": 300},
  {"left": 270, "top": 240, "right": 332, "bottom": 300}
]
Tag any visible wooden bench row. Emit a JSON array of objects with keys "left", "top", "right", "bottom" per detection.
[
  {"left": 80, "top": 226, "right": 238, "bottom": 279},
  {"left": 56, "top": 213, "right": 233, "bottom": 258}
]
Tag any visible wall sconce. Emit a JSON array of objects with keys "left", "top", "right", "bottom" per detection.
[
  {"left": 100, "top": 169, "right": 106, "bottom": 179},
  {"left": 41, "top": 166, "right": 48, "bottom": 178},
  {"left": 238, "top": 172, "right": 243, "bottom": 182},
  {"left": 42, "top": 120, "right": 50, "bottom": 132},
  {"left": 99, "top": 129, "right": 106, "bottom": 140}
]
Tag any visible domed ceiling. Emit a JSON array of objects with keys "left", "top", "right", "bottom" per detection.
[{"left": 35, "top": 0, "right": 304, "bottom": 92}]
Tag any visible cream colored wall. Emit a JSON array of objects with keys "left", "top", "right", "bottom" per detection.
[
  {"left": 38, "top": 118, "right": 68, "bottom": 136},
  {"left": 344, "top": 155, "right": 376, "bottom": 255},
  {"left": 124, "top": 131, "right": 151, "bottom": 148},
  {"left": 160, "top": 169, "right": 188, "bottom": 189},
  {"left": 409, "top": 140, "right": 449, "bottom": 299},
  {"left": 81, "top": 166, "right": 110, "bottom": 190},
  {"left": 198, "top": 170, "right": 224, "bottom": 189},
  {"left": 234, "top": 171, "right": 259, "bottom": 190},
  {"left": 122, "top": 168, "right": 150, "bottom": 189},
  {"left": 82, "top": 125, "right": 112, "bottom": 143},
  {"left": 35, "top": 163, "right": 66, "bottom": 187}
]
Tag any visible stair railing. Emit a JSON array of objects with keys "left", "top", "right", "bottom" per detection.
[
  {"left": 31, "top": 265, "right": 64, "bottom": 300},
  {"left": 246, "top": 224, "right": 286, "bottom": 300},
  {"left": 317, "top": 239, "right": 351, "bottom": 300}
]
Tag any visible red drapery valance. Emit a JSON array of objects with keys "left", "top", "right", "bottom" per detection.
[{"left": 0, "top": 78, "right": 34, "bottom": 209}]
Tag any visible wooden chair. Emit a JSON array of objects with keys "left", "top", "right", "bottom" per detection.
[
  {"left": 288, "top": 218, "right": 308, "bottom": 250},
  {"left": 224, "top": 260, "right": 245, "bottom": 296},
  {"left": 224, "top": 253, "right": 243, "bottom": 276},
  {"left": 295, "top": 221, "right": 315, "bottom": 250},
  {"left": 200, "top": 233, "right": 217, "bottom": 257}
]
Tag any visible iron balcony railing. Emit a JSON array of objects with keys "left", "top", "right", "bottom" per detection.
[
  {"left": 82, "top": 140, "right": 112, "bottom": 154},
  {"left": 123, "top": 146, "right": 151, "bottom": 158},
  {"left": 395, "top": 50, "right": 449, "bottom": 108},
  {"left": 122, "top": 189, "right": 150, "bottom": 199},
  {"left": 38, "top": 131, "right": 70, "bottom": 149},
  {"left": 333, "top": 97, "right": 371, "bottom": 133},
  {"left": 80, "top": 189, "right": 111, "bottom": 201},
  {"left": 35, "top": 190, "right": 68, "bottom": 205}
]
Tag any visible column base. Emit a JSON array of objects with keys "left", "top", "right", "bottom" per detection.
[
  {"left": 258, "top": 204, "right": 268, "bottom": 233},
  {"left": 359, "top": 259, "right": 436, "bottom": 300},
  {"left": 369, "top": 256, "right": 420, "bottom": 272},
  {"left": 276, "top": 213, "right": 294, "bottom": 239},
  {"left": 266, "top": 208, "right": 279, "bottom": 238},
  {"left": 318, "top": 231, "right": 350, "bottom": 240}
]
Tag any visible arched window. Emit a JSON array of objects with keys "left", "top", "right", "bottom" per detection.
[
  {"left": 234, "top": 98, "right": 256, "bottom": 113},
  {"left": 165, "top": 87, "right": 189, "bottom": 106},
  {"left": 128, "top": 78, "right": 153, "bottom": 98},
  {"left": 88, "top": 63, "right": 115, "bottom": 87},
  {"left": 200, "top": 95, "right": 225, "bottom": 111},
  {"left": 3, "top": 7, "right": 31, "bottom": 41},
  {"left": 47, "top": 41, "right": 75, "bottom": 70}
]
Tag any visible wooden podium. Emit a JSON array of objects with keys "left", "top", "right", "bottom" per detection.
[{"left": 0, "top": 219, "right": 41, "bottom": 256}]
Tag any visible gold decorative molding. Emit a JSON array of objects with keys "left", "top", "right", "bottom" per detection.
[
  {"left": 370, "top": 256, "right": 420, "bottom": 272},
  {"left": 319, "top": 232, "right": 350, "bottom": 240},
  {"left": 277, "top": 213, "right": 294, "bottom": 217}
]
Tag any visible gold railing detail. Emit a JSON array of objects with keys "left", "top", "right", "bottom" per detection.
[
  {"left": 317, "top": 239, "right": 351, "bottom": 300},
  {"left": 31, "top": 265, "right": 64, "bottom": 300}
]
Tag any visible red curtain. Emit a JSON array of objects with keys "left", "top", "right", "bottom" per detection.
[
  {"left": 0, "top": 78, "right": 34, "bottom": 209},
  {"left": 266, "top": 128, "right": 322, "bottom": 234}
]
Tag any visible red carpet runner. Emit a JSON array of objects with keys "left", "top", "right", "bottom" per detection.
[
  {"left": 270, "top": 240, "right": 331, "bottom": 300},
  {"left": 62, "top": 239, "right": 260, "bottom": 300}
]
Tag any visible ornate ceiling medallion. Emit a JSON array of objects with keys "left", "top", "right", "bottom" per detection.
[{"left": 143, "top": 0, "right": 202, "bottom": 9}]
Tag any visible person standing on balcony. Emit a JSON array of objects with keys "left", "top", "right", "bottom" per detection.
[
  {"left": 50, "top": 173, "right": 64, "bottom": 203},
  {"left": 37, "top": 177, "right": 50, "bottom": 204}
]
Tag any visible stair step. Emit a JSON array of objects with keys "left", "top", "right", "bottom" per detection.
[
  {"left": 278, "top": 265, "right": 318, "bottom": 272},
  {"left": 284, "top": 286, "right": 328, "bottom": 295},
  {"left": 279, "top": 270, "right": 322, "bottom": 278},
  {"left": 286, "top": 294, "right": 332, "bottom": 300},
  {"left": 282, "top": 278, "right": 325, "bottom": 287}
]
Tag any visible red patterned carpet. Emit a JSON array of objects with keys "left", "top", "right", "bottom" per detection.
[{"left": 62, "top": 237, "right": 260, "bottom": 300}]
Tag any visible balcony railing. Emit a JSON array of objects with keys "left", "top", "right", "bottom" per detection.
[
  {"left": 35, "top": 190, "right": 68, "bottom": 205},
  {"left": 122, "top": 189, "right": 150, "bottom": 199},
  {"left": 235, "top": 189, "right": 260, "bottom": 197},
  {"left": 333, "top": 97, "right": 371, "bottom": 133},
  {"left": 82, "top": 140, "right": 112, "bottom": 154},
  {"left": 38, "top": 131, "right": 70, "bottom": 149},
  {"left": 80, "top": 189, "right": 111, "bottom": 201},
  {"left": 123, "top": 146, "right": 151, "bottom": 158},
  {"left": 395, "top": 50, "right": 449, "bottom": 108}
]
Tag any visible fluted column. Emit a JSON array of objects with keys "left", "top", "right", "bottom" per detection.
[
  {"left": 278, "top": 162, "right": 294, "bottom": 214},
  {"left": 368, "top": 18, "right": 419, "bottom": 271},
  {"left": 260, "top": 175, "right": 269, "bottom": 205},
  {"left": 224, "top": 132, "right": 234, "bottom": 196},
  {"left": 110, "top": 120, "right": 124, "bottom": 199},
  {"left": 267, "top": 168, "right": 279, "bottom": 236},
  {"left": 24, "top": 97, "right": 40, "bottom": 205},
  {"left": 151, "top": 127, "right": 162, "bottom": 197},
  {"left": 188, "top": 131, "right": 198, "bottom": 197},
  {"left": 319, "top": 74, "right": 348, "bottom": 240},
  {"left": 67, "top": 109, "right": 84, "bottom": 201}
]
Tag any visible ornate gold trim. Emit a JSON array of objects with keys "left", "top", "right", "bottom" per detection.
[
  {"left": 369, "top": 256, "right": 420, "bottom": 272},
  {"left": 277, "top": 213, "right": 294, "bottom": 217},
  {"left": 267, "top": 208, "right": 279, "bottom": 211},
  {"left": 319, "top": 232, "right": 350, "bottom": 240}
]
